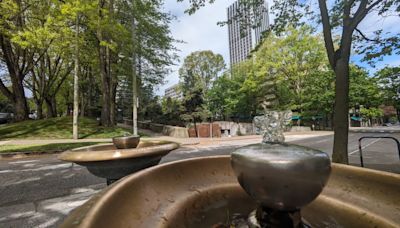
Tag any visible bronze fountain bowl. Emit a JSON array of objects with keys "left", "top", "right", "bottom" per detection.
[
  {"left": 112, "top": 135, "right": 141, "bottom": 149},
  {"left": 60, "top": 155, "right": 400, "bottom": 228},
  {"left": 58, "top": 140, "right": 179, "bottom": 182}
]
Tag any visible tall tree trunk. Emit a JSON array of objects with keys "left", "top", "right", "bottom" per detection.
[
  {"left": 98, "top": 0, "right": 112, "bottom": 127},
  {"left": 110, "top": 79, "right": 117, "bottom": 125},
  {"left": 332, "top": 58, "right": 350, "bottom": 164},
  {"left": 45, "top": 98, "right": 55, "bottom": 118},
  {"left": 12, "top": 79, "right": 29, "bottom": 121},
  {"left": 73, "top": 15, "right": 80, "bottom": 139},
  {"left": 36, "top": 100, "right": 43, "bottom": 119},
  {"left": 80, "top": 96, "right": 85, "bottom": 117},
  {"left": 87, "top": 68, "right": 93, "bottom": 117},
  {"left": 51, "top": 96, "right": 57, "bottom": 117},
  {"left": 99, "top": 45, "right": 111, "bottom": 127},
  {"left": 0, "top": 36, "right": 29, "bottom": 121}
]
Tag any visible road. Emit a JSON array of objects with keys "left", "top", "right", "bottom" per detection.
[{"left": 0, "top": 132, "right": 399, "bottom": 227}]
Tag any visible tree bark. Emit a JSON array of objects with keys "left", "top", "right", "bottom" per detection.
[
  {"left": 45, "top": 99, "right": 53, "bottom": 118},
  {"left": 35, "top": 100, "right": 43, "bottom": 119},
  {"left": 99, "top": 44, "right": 112, "bottom": 127},
  {"left": 332, "top": 58, "right": 350, "bottom": 164},
  {"left": 80, "top": 95, "right": 85, "bottom": 117},
  {"left": 73, "top": 15, "right": 80, "bottom": 139},
  {"left": 110, "top": 79, "right": 117, "bottom": 125},
  {"left": 13, "top": 88, "right": 29, "bottom": 121},
  {"left": 98, "top": 0, "right": 113, "bottom": 127},
  {"left": 0, "top": 34, "right": 31, "bottom": 121}
]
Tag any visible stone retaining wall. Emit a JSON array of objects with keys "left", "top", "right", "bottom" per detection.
[
  {"left": 214, "top": 121, "right": 254, "bottom": 136},
  {"left": 123, "top": 119, "right": 189, "bottom": 138},
  {"left": 162, "top": 125, "right": 189, "bottom": 138}
]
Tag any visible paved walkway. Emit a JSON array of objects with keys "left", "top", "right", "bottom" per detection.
[
  {"left": 350, "top": 126, "right": 400, "bottom": 133},
  {"left": 0, "top": 131, "right": 333, "bottom": 147}
]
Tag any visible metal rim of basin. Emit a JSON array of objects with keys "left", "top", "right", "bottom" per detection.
[
  {"left": 60, "top": 155, "right": 400, "bottom": 228},
  {"left": 58, "top": 140, "right": 179, "bottom": 162}
]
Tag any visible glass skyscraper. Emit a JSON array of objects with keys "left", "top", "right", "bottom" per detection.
[{"left": 227, "top": 0, "right": 269, "bottom": 66}]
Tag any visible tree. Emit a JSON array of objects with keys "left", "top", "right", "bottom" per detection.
[
  {"left": 183, "top": 0, "right": 400, "bottom": 164},
  {"left": 349, "top": 65, "right": 382, "bottom": 109},
  {"left": 252, "top": 26, "right": 328, "bottom": 113},
  {"left": 0, "top": 0, "right": 54, "bottom": 121},
  {"left": 179, "top": 50, "right": 225, "bottom": 96},
  {"left": 207, "top": 26, "right": 331, "bottom": 123},
  {"left": 181, "top": 87, "right": 210, "bottom": 137},
  {"left": 276, "top": 0, "right": 399, "bottom": 164},
  {"left": 375, "top": 66, "right": 400, "bottom": 121},
  {"left": 161, "top": 97, "right": 184, "bottom": 126},
  {"left": 179, "top": 50, "right": 225, "bottom": 126},
  {"left": 360, "top": 107, "right": 383, "bottom": 126}
]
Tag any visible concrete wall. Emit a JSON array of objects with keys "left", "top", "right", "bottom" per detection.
[
  {"left": 149, "top": 123, "right": 164, "bottom": 133},
  {"left": 162, "top": 125, "right": 189, "bottom": 138},
  {"left": 124, "top": 120, "right": 190, "bottom": 138},
  {"left": 289, "top": 126, "right": 312, "bottom": 132},
  {"left": 213, "top": 121, "right": 254, "bottom": 136}
]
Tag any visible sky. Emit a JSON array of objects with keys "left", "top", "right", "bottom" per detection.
[
  {"left": 156, "top": 0, "right": 400, "bottom": 96},
  {"left": 156, "top": 0, "right": 233, "bottom": 95}
]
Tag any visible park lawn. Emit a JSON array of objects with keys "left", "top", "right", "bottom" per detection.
[
  {"left": 0, "top": 142, "right": 102, "bottom": 153},
  {"left": 0, "top": 117, "right": 135, "bottom": 139}
]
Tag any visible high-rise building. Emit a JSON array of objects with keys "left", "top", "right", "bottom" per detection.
[
  {"left": 227, "top": 0, "right": 269, "bottom": 66},
  {"left": 164, "top": 84, "right": 182, "bottom": 100}
]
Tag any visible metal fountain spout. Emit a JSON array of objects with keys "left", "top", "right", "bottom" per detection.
[{"left": 231, "top": 111, "right": 331, "bottom": 227}]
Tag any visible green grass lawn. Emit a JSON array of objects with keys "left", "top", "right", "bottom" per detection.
[
  {"left": 0, "top": 117, "right": 136, "bottom": 139},
  {"left": 0, "top": 142, "right": 104, "bottom": 153}
]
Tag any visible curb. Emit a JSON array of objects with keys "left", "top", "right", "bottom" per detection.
[
  {"left": 0, "top": 150, "right": 64, "bottom": 160},
  {"left": 349, "top": 129, "right": 400, "bottom": 133}
]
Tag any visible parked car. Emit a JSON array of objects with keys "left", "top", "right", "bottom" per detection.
[
  {"left": 0, "top": 113, "right": 12, "bottom": 124},
  {"left": 29, "top": 112, "right": 37, "bottom": 120}
]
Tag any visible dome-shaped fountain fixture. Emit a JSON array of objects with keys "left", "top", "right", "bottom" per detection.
[
  {"left": 112, "top": 135, "right": 141, "bottom": 149},
  {"left": 231, "top": 143, "right": 331, "bottom": 227},
  {"left": 59, "top": 137, "right": 179, "bottom": 185}
]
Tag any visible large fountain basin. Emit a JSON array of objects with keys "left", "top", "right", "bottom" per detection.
[
  {"left": 61, "top": 156, "right": 400, "bottom": 228},
  {"left": 58, "top": 140, "right": 179, "bottom": 180}
]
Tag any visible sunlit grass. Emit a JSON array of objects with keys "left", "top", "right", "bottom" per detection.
[
  {"left": 0, "top": 117, "right": 140, "bottom": 139},
  {"left": 0, "top": 142, "right": 102, "bottom": 153}
]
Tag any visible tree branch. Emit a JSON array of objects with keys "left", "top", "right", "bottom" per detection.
[
  {"left": 352, "top": 0, "right": 384, "bottom": 28},
  {"left": 344, "top": 0, "right": 355, "bottom": 23},
  {"left": 318, "top": 0, "right": 336, "bottom": 68},
  {"left": 355, "top": 28, "right": 381, "bottom": 43}
]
